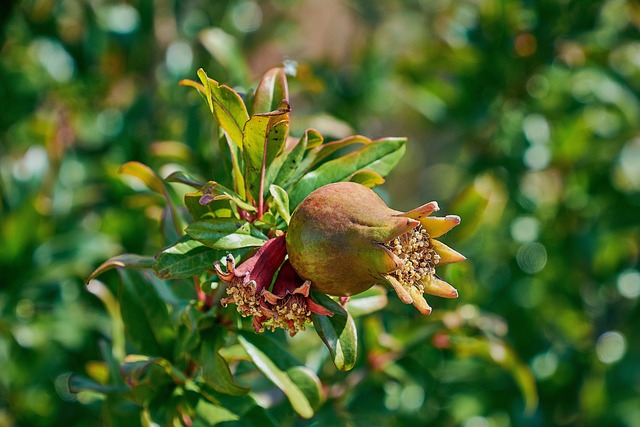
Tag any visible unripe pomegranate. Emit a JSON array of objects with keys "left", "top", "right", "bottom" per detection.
[{"left": 286, "top": 182, "right": 465, "bottom": 314}]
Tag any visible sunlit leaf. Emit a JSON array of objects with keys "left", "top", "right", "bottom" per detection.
[
  {"left": 119, "top": 161, "right": 165, "bottom": 194},
  {"left": 272, "top": 128, "right": 323, "bottom": 189},
  {"left": 237, "top": 331, "right": 322, "bottom": 419},
  {"left": 344, "top": 285, "right": 388, "bottom": 317},
  {"left": 252, "top": 67, "right": 289, "bottom": 114},
  {"left": 243, "top": 103, "right": 291, "bottom": 202},
  {"left": 349, "top": 169, "right": 385, "bottom": 188},
  {"left": 268, "top": 184, "right": 290, "bottom": 224},
  {"left": 186, "top": 219, "right": 267, "bottom": 250},
  {"left": 310, "top": 292, "right": 358, "bottom": 371},
  {"left": 153, "top": 236, "right": 220, "bottom": 280},
  {"left": 289, "top": 137, "right": 406, "bottom": 208},
  {"left": 197, "top": 68, "right": 249, "bottom": 149}
]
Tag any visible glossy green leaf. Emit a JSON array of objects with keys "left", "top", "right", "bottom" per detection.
[
  {"left": 237, "top": 331, "right": 322, "bottom": 419},
  {"left": 289, "top": 137, "right": 406, "bottom": 208},
  {"left": 243, "top": 105, "right": 290, "bottom": 201},
  {"left": 268, "top": 184, "right": 290, "bottom": 224},
  {"left": 197, "top": 68, "right": 249, "bottom": 149},
  {"left": 153, "top": 236, "right": 220, "bottom": 280},
  {"left": 310, "top": 292, "right": 358, "bottom": 371},
  {"left": 118, "top": 270, "right": 175, "bottom": 356},
  {"left": 200, "top": 332, "right": 250, "bottom": 396},
  {"left": 252, "top": 67, "right": 288, "bottom": 114},
  {"left": 87, "top": 254, "right": 156, "bottom": 284},
  {"left": 186, "top": 219, "right": 267, "bottom": 250}
]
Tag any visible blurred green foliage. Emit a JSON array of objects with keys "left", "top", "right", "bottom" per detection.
[{"left": 1, "top": 0, "right": 639, "bottom": 426}]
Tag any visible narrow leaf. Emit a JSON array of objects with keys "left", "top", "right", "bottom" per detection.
[
  {"left": 272, "top": 129, "right": 322, "bottom": 189},
  {"left": 186, "top": 219, "right": 267, "bottom": 250},
  {"left": 268, "top": 185, "right": 291, "bottom": 224},
  {"left": 87, "top": 254, "right": 156, "bottom": 283},
  {"left": 311, "top": 292, "right": 358, "bottom": 371}
]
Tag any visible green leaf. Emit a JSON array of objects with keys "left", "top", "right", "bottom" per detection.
[
  {"left": 194, "top": 399, "right": 240, "bottom": 425},
  {"left": 289, "top": 137, "right": 406, "bottom": 208},
  {"left": 68, "top": 375, "right": 128, "bottom": 394},
  {"left": 200, "top": 331, "right": 250, "bottom": 396},
  {"left": 198, "top": 181, "right": 256, "bottom": 213},
  {"left": 311, "top": 292, "right": 358, "bottom": 372},
  {"left": 349, "top": 169, "right": 385, "bottom": 188},
  {"left": 118, "top": 270, "right": 175, "bottom": 356},
  {"left": 306, "top": 134, "right": 371, "bottom": 170},
  {"left": 197, "top": 68, "right": 249, "bottom": 149},
  {"left": 165, "top": 171, "right": 205, "bottom": 188},
  {"left": 87, "top": 254, "right": 156, "bottom": 283},
  {"left": 272, "top": 129, "right": 323, "bottom": 189},
  {"left": 153, "top": 236, "right": 220, "bottom": 280},
  {"left": 268, "top": 185, "right": 290, "bottom": 224},
  {"left": 237, "top": 331, "right": 322, "bottom": 419},
  {"left": 344, "top": 285, "right": 389, "bottom": 317},
  {"left": 243, "top": 105, "right": 290, "bottom": 201},
  {"left": 252, "top": 67, "right": 289, "bottom": 114},
  {"left": 196, "top": 387, "right": 278, "bottom": 427},
  {"left": 186, "top": 219, "right": 267, "bottom": 250}
]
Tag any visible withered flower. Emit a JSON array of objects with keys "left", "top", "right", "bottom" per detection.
[
  {"left": 215, "top": 235, "right": 332, "bottom": 335},
  {"left": 286, "top": 182, "right": 465, "bottom": 314}
]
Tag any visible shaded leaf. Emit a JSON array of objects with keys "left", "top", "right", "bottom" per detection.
[
  {"left": 311, "top": 292, "right": 358, "bottom": 371},
  {"left": 87, "top": 254, "right": 156, "bottom": 284},
  {"left": 200, "top": 331, "right": 250, "bottom": 396},
  {"left": 68, "top": 375, "right": 128, "bottom": 394},
  {"left": 118, "top": 270, "right": 175, "bottom": 356},
  {"left": 186, "top": 219, "right": 267, "bottom": 250}
]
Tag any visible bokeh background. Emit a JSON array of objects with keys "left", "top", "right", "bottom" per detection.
[{"left": 1, "top": 0, "right": 640, "bottom": 426}]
